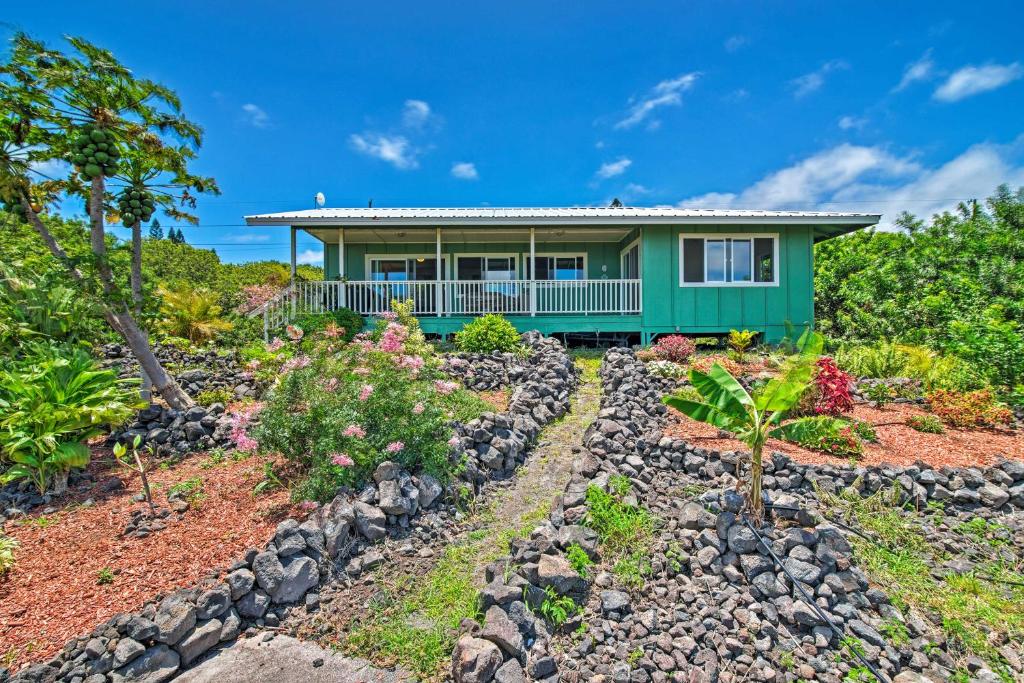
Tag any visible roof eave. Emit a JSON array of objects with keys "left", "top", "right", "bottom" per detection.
[{"left": 245, "top": 215, "right": 882, "bottom": 228}]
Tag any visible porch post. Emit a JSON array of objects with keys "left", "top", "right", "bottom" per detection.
[
  {"left": 290, "top": 226, "right": 297, "bottom": 319},
  {"left": 529, "top": 226, "right": 536, "bottom": 317},
  {"left": 435, "top": 227, "right": 443, "bottom": 316},
  {"left": 338, "top": 228, "right": 346, "bottom": 308}
]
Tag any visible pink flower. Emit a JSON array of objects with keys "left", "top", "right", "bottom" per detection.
[
  {"left": 359, "top": 384, "right": 374, "bottom": 401},
  {"left": 377, "top": 322, "right": 409, "bottom": 353},
  {"left": 323, "top": 377, "right": 339, "bottom": 393},
  {"left": 267, "top": 337, "right": 285, "bottom": 352},
  {"left": 353, "top": 367, "right": 371, "bottom": 376},
  {"left": 397, "top": 355, "right": 424, "bottom": 372},
  {"left": 323, "top": 323, "right": 345, "bottom": 338},
  {"left": 447, "top": 435, "right": 461, "bottom": 448},
  {"left": 385, "top": 441, "right": 404, "bottom": 453},
  {"left": 286, "top": 324, "right": 305, "bottom": 341},
  {"left": 299, "top": 500, "right": 319, "bottom": 511},
  {"left": 343, "top": 424, "right": 366, "bottom": 438},
  {"left": 331, "top": 453, "right": 354, "bottom": 467},
  {"left": 412, "top": 402, "right": 425, "bottom": 415},
  {"left": 246, "top": 359, "right": 261, "bottom": 370},
  {"left": 380, "top": 311, "right": 398, "bottom": 321},
  {"left": 281, "top": 355, "right": 311, "bottom": 373},
  {"left": 434, "top": 380, "right": 459, "bottom": 395},
  {"left": 234, "top": 431, "right": 259, "bottom": 452}
]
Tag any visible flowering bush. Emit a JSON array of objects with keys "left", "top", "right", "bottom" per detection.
[
  {"left": 811, "top": 357, "right": 854, "bottom": 416},
  {"left": 926, "top": 389, "right": 1013, "bottom": 429},
  {"left": 646, "top": 360, "right": 689, "bottom": 379},
  {"left": 651, "top": 335, "right": 696, "bottom": 363},
  {"left": 251, "top": 302, "right": 478, "bottom": 502},
  {"left": 236, "top": 284, "right": 279, "bottom": 315}
]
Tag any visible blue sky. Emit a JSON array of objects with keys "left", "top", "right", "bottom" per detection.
[{"left": 5, "top": 1, "right": 1024, "bottom": 264}]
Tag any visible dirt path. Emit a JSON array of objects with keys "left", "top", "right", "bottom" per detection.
[{"left": 289, "top": 355, "right": 604, "bottom": 681}]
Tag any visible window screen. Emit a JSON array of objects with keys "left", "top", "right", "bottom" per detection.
[{"left": 457, "top": 257, "right": 483, "bottom": 281}]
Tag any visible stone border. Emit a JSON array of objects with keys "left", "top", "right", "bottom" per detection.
[
  {"left": 449, "top": 348, "right": 1024, "bottom": 682},
  {"left": 6, "top": 333, "right": 576, "bottom": 683}
]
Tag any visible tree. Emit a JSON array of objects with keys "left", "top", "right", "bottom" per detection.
[
  {"left": 0, "top": 34, "right": 219, "bottom": 409},
  {"left": 663, "top": 329, "right": 823, "bottom": 522},
  {"left": 149, "top": 218, "right": 163, "bottom": 240},
  {"left": 168, "top": 227, "right": 185, "bottom": 244}
]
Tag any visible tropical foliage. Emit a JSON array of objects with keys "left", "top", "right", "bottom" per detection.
[
  {"left": 815, "top": 186, "right": 1024, "bottom": 397},
  {"left": 652, "top": 335, "right": 696, "bottom": 363},
  {"left": 663, "top": 329, "right": 824, "bottom": 520},
  {"left": 157, "top": 285, "right": 233, "bottom": 343},
  {"left": 0, "top": 346, "right": 141, "bottom": 493}
]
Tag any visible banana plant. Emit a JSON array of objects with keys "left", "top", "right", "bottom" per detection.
[{"left": 663, "top": 328, "right": 824, "bottom": 521}]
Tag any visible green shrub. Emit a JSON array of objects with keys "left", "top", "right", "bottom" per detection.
[
  {"left": 196, "top": 388, "right": 233, "bottom": 406},
  {"left": 834, "top": 343, "right": 910, "bottom": 379},
  {"left": 293, "top": 308, "right": 363, "bottom": 342},
  {"left": 775, "top": 415, "right": 864, "bottom": 456},
  {"left": 906, "top": 414, "right": 944, "bottom": 434},
  {"left": 926, "top": 389, "right": 1013, "bottom": 429},
  {"left": 0, "top": 345, "right": 140, "bottom": 494},
  {"left": 454, "top": 314, "right": 522, "bottom": 354},
  {"left": 646, "top": 360, "right": 689, "bottom": 379},
  {"left": 0, "top": 267, "right": 107, "bottom": 356},
  {"left": 216, "top": 313, "right": 265, "bottom": 349},
  {"left": 945, "top": 306, "right": 1024, "bottom": 392}
]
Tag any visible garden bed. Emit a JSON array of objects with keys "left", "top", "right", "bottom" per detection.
[
  {"left": 0, "top": 449, "right": 298, "bottom": 670},
  {"left": 665, "top": 402, "right": 1024, "bottom": 469}
]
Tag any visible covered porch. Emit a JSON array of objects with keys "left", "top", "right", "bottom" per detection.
[{"left": 261, "top": 222, "right": 643, "bottom": 332}]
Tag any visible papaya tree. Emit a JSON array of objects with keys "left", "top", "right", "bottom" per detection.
[
  {"left": 0, "top": 33, "right": 218, "bottom": 409},
  {"left": 663, "top": 329, "right": 824, "bottom": 521}
]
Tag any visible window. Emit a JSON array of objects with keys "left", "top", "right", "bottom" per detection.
[
  {"left": 527, "top": 255, "right": 585, "bottom": 280},
  {"left": 620, "top": 242, "right": 640, "bottom": 279},
  {"left": 369, "top": 257, "right": 446, "bottom": 281},
  {"left": 456, "top": 255, "right": 517, "bottom": 281},
  {"left": 679, "top": 235, "right": 778, "bottom": 286}
]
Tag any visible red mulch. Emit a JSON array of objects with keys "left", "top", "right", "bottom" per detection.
[
  {"left": 0, "top": 449, "right": 301, "bottom": 670},
  {"left": 665, "top": 402, "right": 1024, "bottom": 469},
  {"left": 476, "top": 389, "right": 510, "bottom": 413}
]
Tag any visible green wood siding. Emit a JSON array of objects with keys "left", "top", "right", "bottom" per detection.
[
  {"left": 638, "top": 224, "right": 813, "bottom": 342},
  {"left": 314, "top": 222, "right": 817, "bottom": 343}
]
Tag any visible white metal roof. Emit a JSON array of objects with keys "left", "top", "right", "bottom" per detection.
[{"left": 245, "top": 206, "right": 880, "bottom": 227}]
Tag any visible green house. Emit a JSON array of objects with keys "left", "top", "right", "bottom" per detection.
[{"left": 245, "top": 207, "right": 879, "bottom": 343}]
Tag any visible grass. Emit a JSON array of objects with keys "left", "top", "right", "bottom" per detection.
[
  {"left": 0, "top": 534, "right": 18, "bottom": 575},
  {"left": 342, "top": 498, "right": 551, "bottom": 680},
  {"left": 820, "top": 485, "right": 1024, "bottom": 679},
  {"left": 168, "top": 476, "right": 206, "bottom": 505},
  {"left": 582, "top": 474, "right": 657, "bottom": 591}
]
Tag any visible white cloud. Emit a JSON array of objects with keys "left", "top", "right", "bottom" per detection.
[
  {"left": 296, "top": 249, "right": 324, "bottom": 265},
  {"left": 29, "top": 158, "right": 71, "bottom": 179},
  {"left": 838, "top": 115, "right": 868, "bottom": 131},
  {"left": 402, "top": 99, "right": 432, "bottom": 128},
  {"left": 724, "top": 35, "right": 747, "bottom": 53},
  {"left": 894, "top": 50, "right": 935, "bottom": 91},
  {"left": 240, "top": 103, "right": 269, "bottom": 128},
  {"left": 933, "top": 62, "right": 1023, "bottom": 102},
  {"left": 615, "top": 73, "right": 700, "bottom": 129},
  {"left": 789, "top": 60, "right": 849, "bottom": 98},
  {"left": 349, "top": 133, "right": 419, "bottom": 170},
  {"left": 596, "top": 158, "right": 632, "bottom": 179},
  {"left": 223, "top": 233, "right": 270, "bottom": 243},
  {"left": 676, "top": 137, "right": 1024, "bottom": 228},
  {"left": 451, "top": 162, "right": 479, "bottom": 180}
]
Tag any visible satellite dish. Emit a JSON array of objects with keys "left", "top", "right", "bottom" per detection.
[{"left": 314, "top": 192, "right": 326, "bottom": 208}]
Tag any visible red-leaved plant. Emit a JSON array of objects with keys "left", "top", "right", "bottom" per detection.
[
  {"left": 812, "top": 357, "right": 854, "bottom": 416},
  {"left": 652, "top": 335, "right": 696, "bottom": 363}
]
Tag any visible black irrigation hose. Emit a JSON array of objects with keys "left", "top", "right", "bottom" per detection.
[{"left": 743, "top": 517, "right": 889, "bottom": 683}]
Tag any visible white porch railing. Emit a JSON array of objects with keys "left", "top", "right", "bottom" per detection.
[{"left": 253, "top": 279, "right": 642, "bottom": 335}]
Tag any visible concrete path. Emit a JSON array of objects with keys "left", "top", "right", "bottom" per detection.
[{"left": 175, "top": 635, "right": 412, "bottom": 683}]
